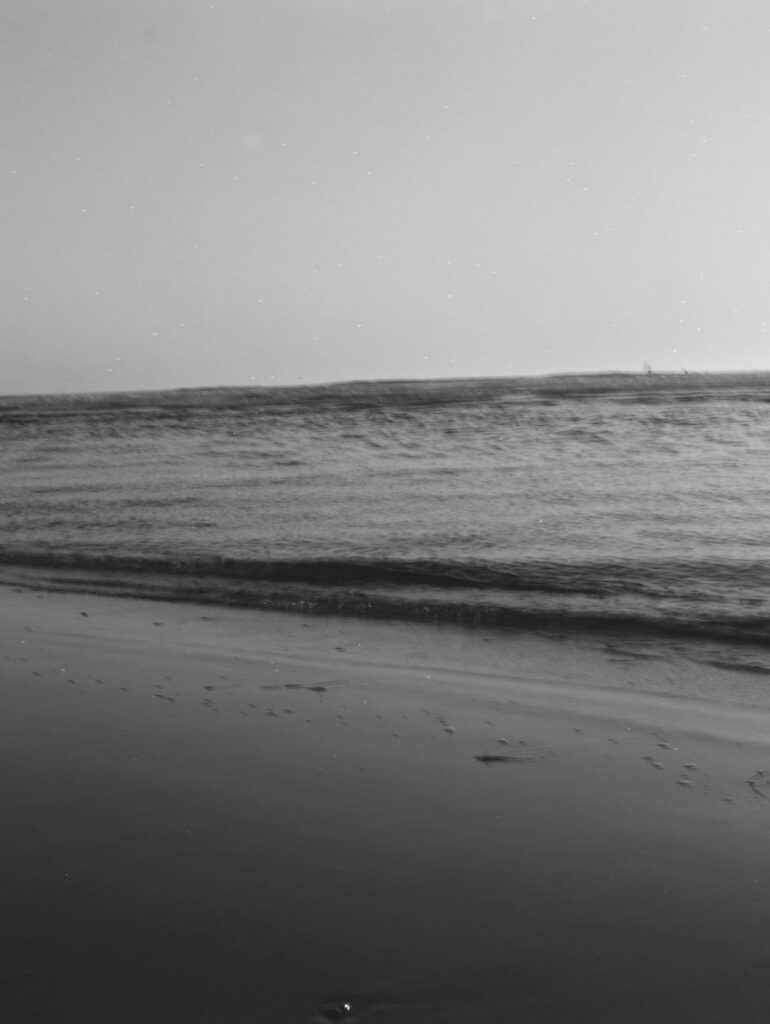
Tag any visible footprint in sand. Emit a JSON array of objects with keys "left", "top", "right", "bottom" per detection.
[
  {"left": 283, "top": 683, "right": 330, "bottom": 693},
  {"left": 745, "top": 771, "right": 769, "bottom": 798},
  {"left": 312, "top": 1000, "right": 352, "bottom": 1022},
  {"left": 642, "top": 756, "right": 664, "bottom": 770},
  {"left": 474, "top": 749, "right": 552, "bottom": 765}
]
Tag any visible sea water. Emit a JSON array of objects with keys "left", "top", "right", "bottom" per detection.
[{"left": 1, "top": 372, "right": 769, "bottom": 651}]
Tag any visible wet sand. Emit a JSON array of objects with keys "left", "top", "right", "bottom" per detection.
[{"left": 3, "top": 583, "right": 770, "bottom": 1022}]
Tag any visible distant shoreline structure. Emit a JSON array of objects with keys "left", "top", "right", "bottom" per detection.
[{"left": 3, "top": 368, "right": 770, "bottom": 410}]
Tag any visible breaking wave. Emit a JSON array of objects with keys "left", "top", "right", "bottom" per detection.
[{"left": 1, "top": 549, "right": 767, "bottom": 646}]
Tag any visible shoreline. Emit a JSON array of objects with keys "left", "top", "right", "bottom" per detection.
[
  {"left": 2, "top": 561, "right": 769, "bottom": 658},
  {"left": 4, "top": 583, "right": 770, "bottom": 1022}
]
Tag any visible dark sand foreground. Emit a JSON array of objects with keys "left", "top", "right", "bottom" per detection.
[{"left": 3, "top": 584, "right": 770, "bottom": 1022}]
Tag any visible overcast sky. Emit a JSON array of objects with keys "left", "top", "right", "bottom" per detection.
[{"left": 3, "top": 0, "right": 770, "bottom": 395}]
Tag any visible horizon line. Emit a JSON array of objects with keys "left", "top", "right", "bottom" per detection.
[{"left": 3, "top": 366, "right": 770, "bottom": 403}]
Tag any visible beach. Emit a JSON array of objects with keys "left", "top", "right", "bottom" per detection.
[
  {"left": 8, "top": 0, "right": 770, "bottom": 1013},
  {"left": 4, "top": 582, "right": 770, "bottom": 1022}
]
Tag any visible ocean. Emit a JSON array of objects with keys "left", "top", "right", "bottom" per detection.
[{"left": 2, "top": 371, "right": 769, "bottom": 658}]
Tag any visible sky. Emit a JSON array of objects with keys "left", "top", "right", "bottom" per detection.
[{"left": 3, "top": 0, "right": 770, "bottom": 395}]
